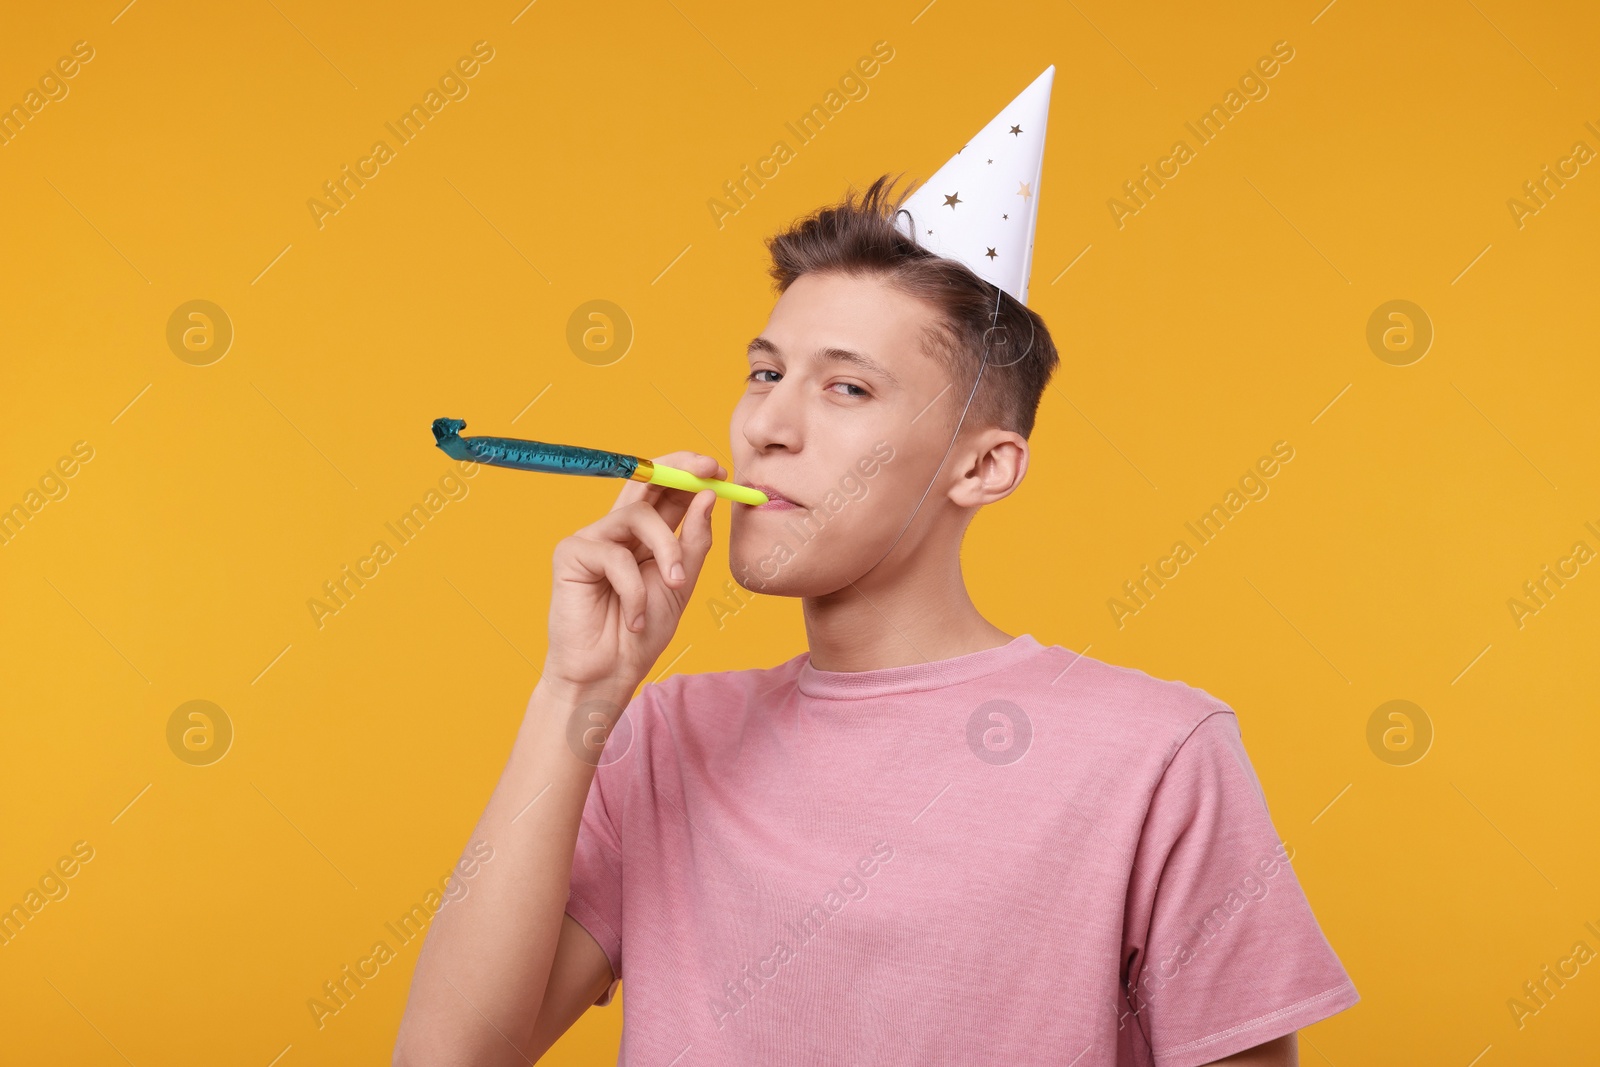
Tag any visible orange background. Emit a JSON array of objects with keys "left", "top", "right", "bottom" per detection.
[{"left": 2, "top": 1, "right": 1597, "bottom": 1064}]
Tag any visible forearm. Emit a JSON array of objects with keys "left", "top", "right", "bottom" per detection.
[{"left": 393, "top": 676, "right": 635, "bottom": 1066}]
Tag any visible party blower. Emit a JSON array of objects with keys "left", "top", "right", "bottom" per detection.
[{"left": 430, "top": 418, "right": 769, "bottom": 506}]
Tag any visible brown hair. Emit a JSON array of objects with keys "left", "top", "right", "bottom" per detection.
[{"left": 763, "top": 172, "right": 1059, "bottom": 440}]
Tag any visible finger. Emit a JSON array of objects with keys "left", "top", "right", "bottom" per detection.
[
  {"left": 610, "top": 451, "right": 727, "bottom": 519},
  {"left": 677, "top": 489, "right": 717, "bottom": 584},
  {"left": 592, "top": 542, "right": 651, "bottom": 631},
  {"left": 640, "top": 452, "right": 726, "bottom": 523},
  {"left": 610, "top": 451, "right": 710, "bottom": 512},
  {"left": 582, "top": 499, "right": 694, "bottom": 589},
  {"left": 561, "top": 538, "right": 649, "bottom": 629},
  {"left": 654, "top": 453, "right": 728, "bottom": 532}
]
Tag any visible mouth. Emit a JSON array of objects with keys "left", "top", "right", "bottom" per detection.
[{"left": 743, "top": 483, "right": 801, "bottom": 510}]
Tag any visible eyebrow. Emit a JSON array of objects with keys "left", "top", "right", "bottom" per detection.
[{"left": 745, "top": 336, "right": 901, "bottom": 387}]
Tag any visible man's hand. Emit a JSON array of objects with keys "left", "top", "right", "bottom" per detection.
[
  {"left": 1203, "top": 1033, "right": 1297, "bottom": 1066},
  {"left": 544, "top": 451, "right": 721, "bottom": 689}
]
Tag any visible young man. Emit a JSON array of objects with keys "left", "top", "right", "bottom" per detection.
[{"left": 395, "top": 69, "right": 1357, "bottom": 1066}]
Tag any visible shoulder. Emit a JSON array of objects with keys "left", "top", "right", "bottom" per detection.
[
  {"left": 593, "top": 656, "right": 805, "bottom": 790},
  {"left": 1036, "top": 643, "right": 1233, "bottom": 725},
  {"left": 625, "top": 652, "right": 807, "bottom": 727},
  {"left": 650, "top": 651, "right": 804, "bottom": 700},
  {"left": 1028, "top": 643, "right": 1242, "bottom": 769}
]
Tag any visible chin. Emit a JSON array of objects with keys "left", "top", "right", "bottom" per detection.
[
  {"left": 726, "top": 540, "right": 859, "bottom": 598},
  {"left": 731, "top": 569, "right": 846, "bottom": 599}
]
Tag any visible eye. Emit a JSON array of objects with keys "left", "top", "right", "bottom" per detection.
[
  {"left": 745, "top": 369, "right": 779, "bottom": 384},
  {"left": 830, "top": 382, "right": 870, "bottom": 398}
]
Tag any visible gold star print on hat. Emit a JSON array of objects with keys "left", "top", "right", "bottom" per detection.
[{"left": 892, "top": 66, "right": 1054, "bottom": 306}]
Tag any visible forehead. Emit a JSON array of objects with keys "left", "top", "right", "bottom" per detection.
[{"left": 754, "top": 272, "right": 940, "bottom": 374}]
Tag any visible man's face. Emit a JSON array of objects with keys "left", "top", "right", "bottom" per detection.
[{"left": 727, "top": 270, "right": 970, "bottom": 596}]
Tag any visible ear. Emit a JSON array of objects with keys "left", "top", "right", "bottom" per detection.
[{"left": 947, "top": 429, "right": 1028, "bottom": 508}]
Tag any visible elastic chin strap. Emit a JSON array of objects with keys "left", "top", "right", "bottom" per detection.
[{"left": 851, "top": 277, "right": 1034, "bottom": 583}]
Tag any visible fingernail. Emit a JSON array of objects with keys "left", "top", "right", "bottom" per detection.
[
  {"left": 670, "top": 562, "right": 685, "bottom": 582},
  {"left": 631, "top": 613, "right": 645, "bottom": 631}
]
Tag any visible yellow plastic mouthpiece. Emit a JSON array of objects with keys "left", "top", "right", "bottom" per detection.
[{"left": 634, "top": 459, "right": 768, "bottom": 506}]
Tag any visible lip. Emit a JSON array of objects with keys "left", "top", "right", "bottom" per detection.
[{"left": 743, "top": 483, "right": 801, "bottom": 510}]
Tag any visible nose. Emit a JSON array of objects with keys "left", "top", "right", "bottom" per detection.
[{"left": 737, "top": 374, "right": 804, "bottom": 456}]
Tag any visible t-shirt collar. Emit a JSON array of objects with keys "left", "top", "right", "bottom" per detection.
[{"left": 794, "top": 633, "right": 1044, "bottom": 700}]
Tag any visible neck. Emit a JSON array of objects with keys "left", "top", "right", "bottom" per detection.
[{"left": 800, "top": 535, "right": 1013, "bottom": 672}]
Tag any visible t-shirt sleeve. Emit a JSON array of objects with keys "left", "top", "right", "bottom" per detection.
[
  {"left": 1121, "top": 708, "right": 1359, "bottom": 1066},
  {"left": 564, "top": 687, "right": 646, "bottom": 1009}
]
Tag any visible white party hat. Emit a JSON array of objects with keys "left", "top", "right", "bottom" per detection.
[{"left": 892, "top": 66, "right": 1055, "bottom": 306}]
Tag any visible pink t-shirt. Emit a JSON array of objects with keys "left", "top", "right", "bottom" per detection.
[{"left": 565, "top": 633, "right": 1358, "bottom": 1066}]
